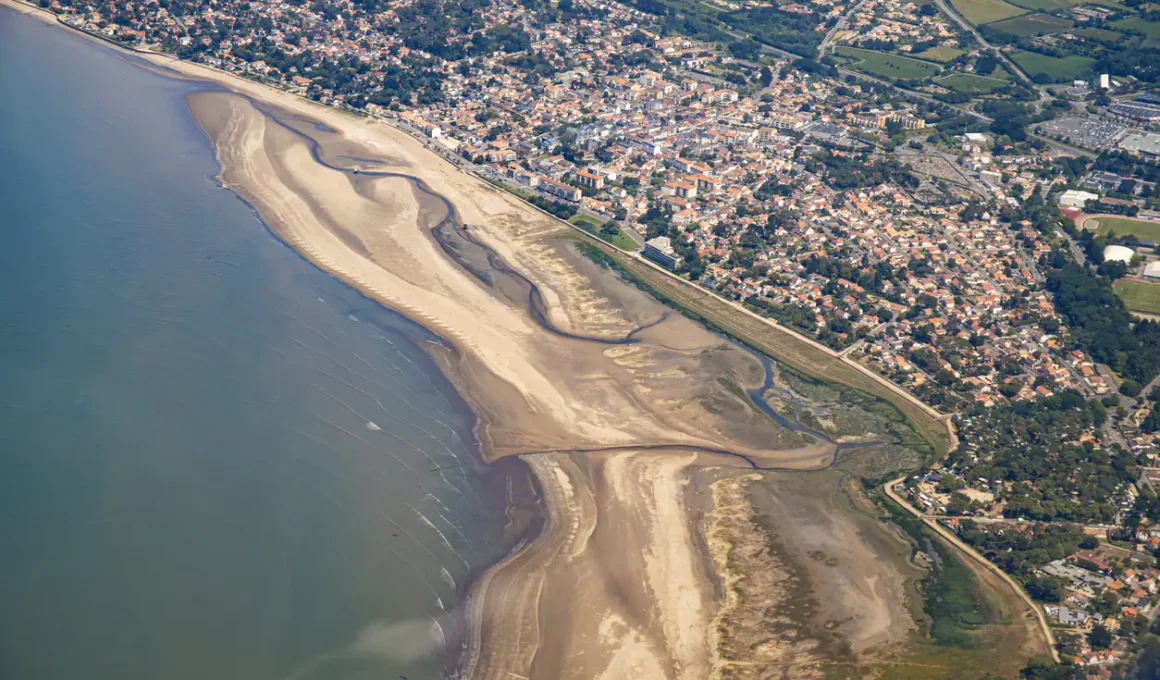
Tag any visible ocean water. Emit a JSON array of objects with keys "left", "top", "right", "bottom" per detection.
[{"left": 0, "top": 8, "right": 533, "bottom": 680}]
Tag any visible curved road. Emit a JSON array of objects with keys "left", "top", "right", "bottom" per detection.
[
  {"left": 884, "top": 476, "right": 1061, "bottom": 662},
  {"left": 818, "top": 0, "right": 872, "bottom": 58},
  {"left": 930, "top": 0, "right": 1049, "bottom": 101}
]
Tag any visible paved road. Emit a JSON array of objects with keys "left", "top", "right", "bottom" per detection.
[
  {"left": 722, "top": 25, "right": 994, "bottom": 122},
  {"left": 930, "top": 0, "right": 1048, "bottom": 101},
  {"left": 818, "top": 0, "right": 872, "bottom": 58},
  {"left": 1031, "top": 132, "right": 1098, "bottom": 158}
]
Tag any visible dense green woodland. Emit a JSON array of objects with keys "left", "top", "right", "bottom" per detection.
[
  {"left": 1046, "top": 259, "right": 1160, "bottom": 386},
  {"left": 625, "top": 0, "right": 828, "bottom": 56},
  {"left": 951, "top": 392, "right": 1134, "bottom": 524}
]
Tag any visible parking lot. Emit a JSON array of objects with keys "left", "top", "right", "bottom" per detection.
[{"left": 1037, "top": 117, "right": 1126, "bottom": 150}]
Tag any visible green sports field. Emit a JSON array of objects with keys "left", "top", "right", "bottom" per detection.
[
  {"left": 834, "top": 47, "right": 942, "bottom": 79},
  {"left": 1010, "top": 51, "right": 1095, "bottom": 81},
  {"left": 949, "top": 0, "right": 1027, "bottom": 24},
  {"left": 1085, "top": 215, "right": 1160, "bottom": 241},
  {"left": 1114, "top": 279, "right": 1160, "bottom": 316}
]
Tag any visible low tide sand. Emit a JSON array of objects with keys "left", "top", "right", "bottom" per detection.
[
  {"left": 182, "top": 89, "right": 836, "bottom": 679},
  {"left": 4, "top": 4, "right": 933, "bottom": 674},
  {"left": 183, "top": 90, "right": 925, "bottom": 678}
]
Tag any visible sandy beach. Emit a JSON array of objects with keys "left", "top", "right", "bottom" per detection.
[
  {"left": 3, "top": 2, "right": 1046, "bottom": 675},
  {"left": 182, "top": 88, "right": 928, "bottom": 677},
  {"left": 177, "top": 87, "right": 867, "bottom": 679}
]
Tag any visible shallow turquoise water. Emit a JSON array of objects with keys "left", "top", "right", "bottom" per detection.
[{"left": 0, "top": 8, "right": 532, "bottom": 679}]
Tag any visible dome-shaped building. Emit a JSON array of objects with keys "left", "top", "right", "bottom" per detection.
[{"left": 1104, "top": 244, "right": 1135, "bottom": 264}]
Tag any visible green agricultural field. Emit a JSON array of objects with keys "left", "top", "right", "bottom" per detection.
[
  {"left": 915, "top": 45, "right": 966, "bottom": 62},
  {"left": 982, "top": 62, "right": 1013, "bottom": 79},
  {"left": 1114, "top": 279, "right": 1160, "bottom": 316},
  {"left": 949, "top": 0, "right": 1027, "bottom": 24},
  {"left": 1075, "top": 27, "right": 1125, "bottom": 42},
  {"left": 937, "top": 72, "right": 1011, "bottom": 93},
  {"left": 1007, "top": 0, "right": 1122, "bottom": 9},
  {"left": 988, "top": 12, "right": 1073, "bottom": 36},
  {"left": 1112, "top": 16, "right": 1160, "bottom": 43},
  {"left": 1085, "top": 215, "right": 1160, "bottom": 241},
  {"left": 1010, "top": 50, "right": 1095, "bottom": 81},
  {"left": 834, "top": 47, "right": 942, "bottom": 79}
]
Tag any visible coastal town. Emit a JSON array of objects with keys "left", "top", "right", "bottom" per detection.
[
  {"left": 44, "top": 0, "right": 1118, "bottom": 410},
  {"left": 27, "top": 0, "right": 1160, "bottom": 675}
]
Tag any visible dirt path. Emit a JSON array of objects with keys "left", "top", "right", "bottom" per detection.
[{"left": 884, "top": 476, "right": 1059, "bottom": 662}]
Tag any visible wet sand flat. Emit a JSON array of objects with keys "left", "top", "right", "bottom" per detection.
[
  {"left": 181, "top": 86, "right": 930, "bottom": 678},
  {"left": 177, "top": 82, "right": 921, "bottom": 674},
  {"left": 0, "top": 5, "right": 1004, "bottom": 674}
]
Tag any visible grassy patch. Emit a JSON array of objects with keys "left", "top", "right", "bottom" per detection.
[
  {"left": 568, "top": 214, "right": 639, "bottom": 251},
  {"left": 1010, "top": 50, "right": 1096, "bottom": 81},
  {"left": 571, "top": 237, "right": 951, "bottom": 459},
  {"left": 1113, "top": 15, "right": 1160, "bottom": 40},
  {"left": 915, "top": 45, "right": 966, "bottom": 62},
  {"left": 781, "top": 364, "right": 937, "bottom": 458},
  {"left": 568, "top": 213, "right": 601, "bottom": 230},
  {"left": 609, "top": 231, "right": 639, "bottom": 251},
  {"left": 1114, "top": 278, "right": 1160, "bottom": 316},
  {"left": 1007, "top": 0, "right": 1121, "bottom": 8},
  {"left": 949, "top": 0, "right": 1027, "bottom": 24},
  {"left": 981, "top": 62, "right": 1013, "bottom": 79},
  {"left": 937, "top": 72, "right": 1011, "bottom": 93},
  {"left": 859, "top": 496, "right": 1044, "bottom": 679},
  {"left": 833, "top": 47, "right": 942, "bottom": 79},
  {"left": 1085, "top": 215, "right": 1160, "bottom": 241},
  {"left": 1075, "top": 26, "right": 1125, "bottom": 42},
  {"left": 988, "top": 11, "right": 1073, "bottom": 35}
]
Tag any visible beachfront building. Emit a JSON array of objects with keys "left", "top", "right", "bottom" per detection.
[
  {"left": 644, "top": 236, "right": 682, "bottom": 270},
  {"left": 539, "top": 177, "right": 582, "bottom": 202},
  {"left": 571, "top": 169, "right": 605, "bottom": 191}
]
